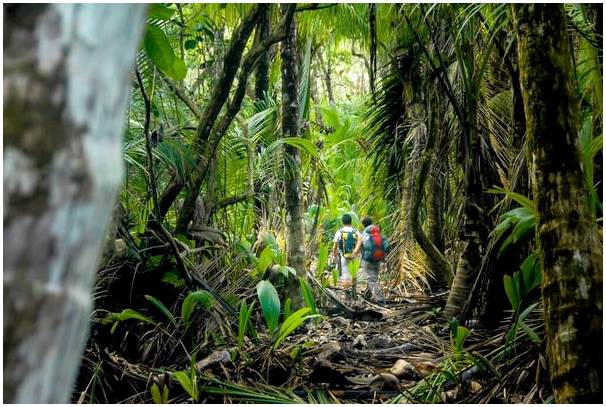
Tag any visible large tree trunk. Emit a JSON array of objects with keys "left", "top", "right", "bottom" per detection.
[
  {"left": 3, "top": 4, "right": 146, "bottom": 403},
  {"left": 426, "top": 156, "right": 448, "bottom": 287},
  {"left": 410, "top": 94, "right": 453, "bottom": 288},
  {"left": 280, "top": 4, "right": 305, "bottom": 308},
  {"left": 512, "top": 4, "right": 603, "bottom": 403},
  {"left": 443, "top": 121, "right": 484, "bottom": 318}
]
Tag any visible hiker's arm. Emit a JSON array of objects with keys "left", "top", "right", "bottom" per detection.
[
  {"left": 353, "top": 237, "right": 363, "bottom": 256},
  {"left": 331, "top": 241, "right": 339, "bottom": 262}
]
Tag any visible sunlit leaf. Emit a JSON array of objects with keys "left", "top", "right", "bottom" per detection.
[
  {"left": 148, "top": 4, "right": 175, "bottom": 20},
  {"left": 256, "top": 280, "right": 281, "bottom": 333}
]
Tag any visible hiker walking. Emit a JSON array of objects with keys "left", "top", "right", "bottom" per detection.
[
  {"left": 354, "top": 216, "right": 388, "bottom": 305},
  {"left": 330, "top": 213, "right": 361, "bottom": 287}
]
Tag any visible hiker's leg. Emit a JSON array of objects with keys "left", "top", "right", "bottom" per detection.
[
  {"left": 366, "top": 264, "right": 385, "bottom": 302},
  {"left": 340, "top": 256, "right": 351, "bottom": 281}
]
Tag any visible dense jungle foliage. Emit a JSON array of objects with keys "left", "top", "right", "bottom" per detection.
[
  {"left": 3, "top": 3, "right": 602, "bottom": 405},
  {"left": 79, "top": 3, "right": 604, "bottom": 403}
]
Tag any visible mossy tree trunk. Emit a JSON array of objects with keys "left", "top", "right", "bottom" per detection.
[
  {"left": 280, "top": 4, "right": 305, "bottom": 307},
  {"left": 410, "top": 91, "right": 453, "bottom": 288},
  {"left": 426, "top": 155, "right": 448, "bottom": 287},
  {"left": 252, "top": 6, "right": 271, "bottom": 235},
  {"left": 3, "top": 4, "right": 146, "bottom": 402},
  {"left": 513, "top": 4, "right": 603, "bottom": 403}
]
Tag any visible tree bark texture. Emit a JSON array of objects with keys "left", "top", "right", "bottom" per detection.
[
  {"left": 254, "top": 6, "right": 271, "bottom": 102},
  {"left": 410, "top": 94, "right": 453, "bottom": 287},
  {"left": 512, "top": 4, "right": 603, "bottom": 403},
  {"left": 280, "top": 4, "right": 306, "bottom": 308},
  {"left": 426, "top": 156, "right": 448, "bottom": 287},
  {"left": 3, "top": 4, "right": 146, "bottom": 403}
]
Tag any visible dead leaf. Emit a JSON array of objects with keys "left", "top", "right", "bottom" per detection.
[
  {"left": 415, "top": 361, "right": 438, "bottom": 377},
  {"left": 352, "top": 334, "right": 367, "bottom": 349},
  {"left": 196, "top": 350, "right": 230, "bottom": 371},
  {"left": 389, "top": 359, "right": 414, "bottom": 378},
  {"left": 470, "top": 380, "right": 482, "bottom": 393},
  {"left": 370, "top": 373, "right": 400, "bottom": 390}
]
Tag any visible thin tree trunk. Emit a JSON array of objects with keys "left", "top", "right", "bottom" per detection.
[
  {"left": 3, "top": 4, "right": 146, "bottom": 403},
  {"left": 317, "top": 49, "right": 335, "bottom": 105},
  {"left": 369, "top": 3, "right": 377, "bottom": 99},
  {"left": 512, "top": 4, "right": 603, "bottom": 403},
  {"left": 280, "top": 3, "right": 305, "bottom": 308},
  {"left": 254, "top": 6, "right": 271, "bottom": 102}
]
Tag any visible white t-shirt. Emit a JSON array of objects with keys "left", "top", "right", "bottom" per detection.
[{"left": 333, "top": 226, "right": 361, "bottom": 245}]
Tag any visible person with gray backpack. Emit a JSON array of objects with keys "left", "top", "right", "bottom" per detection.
[
  {"left": 330, "top": 213, "right": 361, "bottom": 287},
  {"left": 353, "top": 216, "right": 388, "bottom": 305}
]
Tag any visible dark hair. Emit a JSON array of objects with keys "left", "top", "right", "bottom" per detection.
[
  {"left": 341, "top": 213, "right": 352, "bottom": 225},
  {"left": 361, "top": 216, "right": 373, "bottom": 227}
]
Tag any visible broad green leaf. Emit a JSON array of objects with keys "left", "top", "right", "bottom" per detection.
[
  {"left": 256, "top": 280, "right": 281, "bottom": 333},
  {"left": 511, "top": 214, "right": 535, "bottom": 243},
  {"left": 316, "top": 244, "right": 329, "bottom": 276},
  {"left": 583, "top": 134, "right": 603, "bottom": 159},
  {"left": 161, "top": 270, "right": 185, "bottom": 288},
  {"left": 273, "top": 307, "right": 313, "bottom": 350},
  {"left": 238, "top": 300, "right": 254, "bottom": 350},
  {"left": 518, "top": 302, "right": 539, "bottom": 322},
  {"left": 487, "top": 187, "right": 536, "bottom": 213},
  {"left": 502, "top": 207, "right": 533, "bottom": 221},
  {"left": 283, "top": 298, "right": 292, "bottom": 321},
  {"left": 148, "top": 4, "right": 175, "bottom": 20},
  {"left": 174, "top": 371, "right": 197, "bottom": 401},
  {"left": 145, "top": 294, "right": 177, "bottom": 327},
  {"left": 454, "top": 326, "right": 471, "bottom": 353},
  {"left": 299, "top": 277, "right": 317, "bottom": 315},
  {"left": 256, "top": 246, "right": 275, "bottom": 276},
  {"left": 144, "top": 25, "right": 186, "bottom": 80},
  {"left": 162, "top": 384, "right": 169, "bottom": 403},
  {"left": 519, "top": 320, "right": 542, "bottom": 345},
  {"left": 168, "top": 57, "right": 187, "bottom": 80},
  {"left": 520, "top": 252, "right": 541, "bottom": 293},
  {"left": 181, "top": 290, "right": 214, "bottom": 324},
  {"left": 144, "top": 25, "right": 175, "bottom": 73},
  {"left": 491, "top": 217, "right": 513, "bottom": 243},
  {"left": 503, "top": 275, "right": 519, "bottom": 309}
]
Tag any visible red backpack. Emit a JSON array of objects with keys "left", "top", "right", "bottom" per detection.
[{"left": 362, "top": 225, "right": 385, "bottom": 261}]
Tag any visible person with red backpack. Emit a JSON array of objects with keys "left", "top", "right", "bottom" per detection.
[
  {"left": 353, "top": 216, "right": 388, "bottom": 305},
  {"left": 330, "top": 213, "right": 361, "bottom": 288}
]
